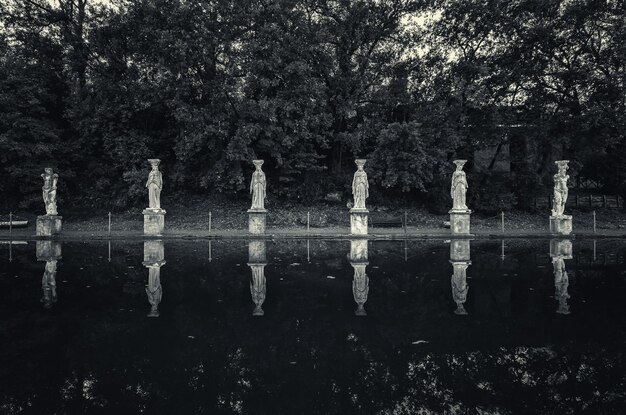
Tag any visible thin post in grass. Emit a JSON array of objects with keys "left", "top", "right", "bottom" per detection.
[
  {"left": 501, "top": 239, "right": 505, "bottom": 260},
  {"left": 501, "top": 211, "right": 504, "bottom": 233},
  {"left": 404, "top": 211, "right": 408, "bottom": 234},
  {"left": 108, "top": 240, "right": 111, "bottom": 262},
  {"left": 9, "top": 212, "right": 13, "bottom": 237},
  {"left": 593, "top": 210, "right": 596, "bottom": 233},
  {"left": 209, "top": 240, "right": 212, "bottom": 262},
  {"left": 307, "top": 239, "right": 310, "bottom": 263},
  {"left": 307, "top": 211, "right": 310, "bottom": 233},
  {"left": 209, "top": 211, "right": 212, "bottom": 233},
  {"left": 108, "top": 212, "right": 111, "bottom": 236}
]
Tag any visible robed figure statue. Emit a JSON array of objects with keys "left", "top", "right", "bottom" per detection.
[
  {"left": 352, "top": 159, "right": 369, "bottom": 210},
  {"left": 451, "top": 160, "right": 468, "bottom": 210},
  {"left": 146, "top": 159, "right": 163, "bottom": 210},
  {"left": 250, "top": 160, "right": 266, "bottom": 210}
]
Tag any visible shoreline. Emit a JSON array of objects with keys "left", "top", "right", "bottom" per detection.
[{"left": 1, "top": 227, "right": 625, "bottom": 241}]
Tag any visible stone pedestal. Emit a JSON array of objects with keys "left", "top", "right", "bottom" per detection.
[
  {"left": 248, "top": 209, "right": 267, "bottom": 234},
  {"left": 550, "top": 215, "right": 572, "bottom": 235},
  {"left": 449, "top": 209, "right": 471, "bottom": 235},
  {"left": 143, "top": 209, "right": 166, "bottom": 236},
  {"left": 350, "top": 209, "right": 368, "bottom": 235},
  {"left": 36, "top": 215, "right": 62, "bottom": 237}
]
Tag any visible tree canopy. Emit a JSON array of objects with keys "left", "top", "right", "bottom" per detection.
[{"left": 0, "top": 0, "right": 624, "bottom": 211}]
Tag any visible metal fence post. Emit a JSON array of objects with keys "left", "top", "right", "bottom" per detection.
[{"left": 593, "top": 210, "right": 596, "bottom": 233}]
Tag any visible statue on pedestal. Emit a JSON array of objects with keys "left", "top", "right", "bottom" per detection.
[
  {"left": 552, "top": 161, "right": 569, "bottom": 217},
  {"left": 250, "top": 160, "right": 266, "bottom": 210},
  {"left": 146, "top": 159, "right": 163, "bottom": 210},
  {"left": 352, "top": 159, "right": 369, "bottom": 210},
  {"left": 41, "top": 168, "right": 58, "bottom": 215},
  {"left": 451, "top": 160, "right": 468, "bottom": 210}
]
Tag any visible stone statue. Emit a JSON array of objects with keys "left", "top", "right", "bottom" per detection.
[
  {"left": 552, "top": 160, "right": 569, "bottom": 217},
  {"left": 41, "top": 168, "right": 59, "bottom": 215},
  {"left": 451, "top": 264, "right": 469, "bottom": 315},
  {"left": 250, "top": 160, "right": 266, "bottom": 210},
  {"left": 451, "top": 160, "right": 468, "bottom": 210},
  {"left": 352, "top": 159, "right": 369, "bottom": 210},
  {"left": 553, "top": 257, "right": 570, "bottom": 315},
  {"left": 250, "top": 266, "right": 266, "bottom": 316},
  {"left": 146, "top": 159, "right": 163, "bottom": 210},
  {"left": 146, "top": 266, "right": 163, "bottom": 317},
  {"left": 41, "top": 260, "right": 58, "bottom": 309}
]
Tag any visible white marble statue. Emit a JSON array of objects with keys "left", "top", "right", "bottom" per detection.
[
  {"left": 41, "top": 168, "right": 58, "bottom": 215},
  {"left": 41, "top": 260, "right": 58, "bottom": 309},
  {"left": 451, "top": 264, "right": 469, "bottom": 315},
  {"left": 552, "top": 160, "right": 569, "bottom": 217},
  {"left": 553, "top": 257, "right": 570, "bottom": 315},
  {"left": 146, "top": 266, "right": 163, "bottom": 317},
  {"left": 352, "top": 159, "right": 369, "bottom": 210},
  {"left": 146, "top": 159, "right": 163, "bottom": 210},
  {"left": 451, "top": 160, "right": 468, "bottom": 210},
  {"left": 250, "top": 160, "right": 266, "bottom": 210},
  {"left": 250, "top": 265, "right": 266, "bottom": 316}
]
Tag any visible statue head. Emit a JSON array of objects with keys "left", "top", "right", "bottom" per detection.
[
  {"left": 453, "top": 160, "right": 467, "bottom": 171},
  {"left": 44, "top": 167, "right": 54, "bottom": 176},
  {"left": 555, "top": 160, "right": 569, "bottom": 174},
  {"left": 252, "top": 159, "right": 264, "bottom": 170},
  {"left": 148, "top": 159, "right": 161, "bottom": 170},
  {"left": 355, "top": 159, "right": 367, "bottom": 170}
]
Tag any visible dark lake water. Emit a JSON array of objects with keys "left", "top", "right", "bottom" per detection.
[{"left": 1, "top": 238, "right": 625, "bottom": 414}]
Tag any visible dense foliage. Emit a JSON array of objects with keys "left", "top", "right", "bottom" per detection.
[{"left": 0, "top": 0, "right": 624, "bottom": 211}]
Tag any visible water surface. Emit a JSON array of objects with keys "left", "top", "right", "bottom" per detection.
[{"left": 1, "top": 239, "right": 625, "bottom": 414}]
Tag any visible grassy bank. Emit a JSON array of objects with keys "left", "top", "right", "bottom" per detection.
[{"left": 4, "top": 196, "right": 626, "bottom": 234}]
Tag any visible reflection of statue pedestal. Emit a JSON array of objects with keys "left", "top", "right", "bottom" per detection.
[
  {"left": 143, "top": 208, "right": 166, "bottom": 235},
  {"left": 248, "top": 209, "right": 267, "bottom": 235},
  {"left": 550, "top": 239, "right": 573, "bottom": 259},
  {"left": 350, "top": 209, "right": 368, "bottom": 235},
  {"left": 36, "top": 215, "right": 62, "bottom": 237},
  {"left": 449, "top": 209, "right": 471, "bottom": 235},
  {"left": 143, "top": 240, "right": 165, "bottom": 317},
  {"left": 36, "top": 240, "right": 62, "bottom": 261},
  {"left": 550, "top": 215, "right": 572, "bottom": 235},
  {"left": 449, "top": 239, "right": 471, "bottom": 315}
]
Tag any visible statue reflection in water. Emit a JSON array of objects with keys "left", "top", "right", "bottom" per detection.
[
  {"left": 449, "top": 239, "right": 471, "bottom": 315},
  {"left": 348, "top": 239, "right": 369, "bottom": 316},
  {"left": 36, "top": 241, "right": 62, "bottom": 309},
  {"left": 143, "top": 240, "right": 165, "bottom": 317},
  {"left": 550, "top": 239, "right": 572, "bottom": 315},
  {"left": 248, "top": 241, "right": 267, "bottom": 316}
]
